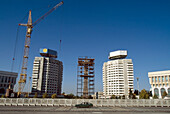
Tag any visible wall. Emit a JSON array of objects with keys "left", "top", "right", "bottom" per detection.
[{"left": 0, "top": 98, "right": 170, "bottom": 107}]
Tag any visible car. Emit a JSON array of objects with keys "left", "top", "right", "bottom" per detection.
[{"left": 75, "top": 102, "right": 93, "bottom": 108}]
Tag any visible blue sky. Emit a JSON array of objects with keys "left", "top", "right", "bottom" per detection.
[{"left": 0, "top": 0, "right": 170, "bottom": 94}]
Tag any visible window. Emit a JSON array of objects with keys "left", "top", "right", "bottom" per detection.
[
  {"left": 152, "top": 77, "right": 154, "bottom": 82},
  {"left": 168, "top": 88, "right": 170, "bottom": 95},
  {"left": 159, "top": 77, "right": 161, "bottom": 82},
  {"left": 11, "top": 78, "right": 14, "bottom": 83},
  {"left": 162, "top": 77, "right": 164, "bottom": 82},
  {"left": 161, "top": 88, "right": 166, "bottom": 97},
  {"left": 1, "top": 77, "right": 4, "bottom": 83},
  {"left": 5, "top": 77, "right": 7, "bottom": 83},
  {"left": 154, "top": 88, "right": 159, "bottom": 97},
  {"left": 166, "top": 76, "right": 168, "bottom": 82},
  {"left": 155, "top": 77, "right": 157, "bottom": 82},
  {"left": 8, "top": 77, "right": 11, "bottom": 83}
]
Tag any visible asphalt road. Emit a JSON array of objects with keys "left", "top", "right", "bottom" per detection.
[{"left": 0, "top": 106, "right": 170, "bottom": 114}]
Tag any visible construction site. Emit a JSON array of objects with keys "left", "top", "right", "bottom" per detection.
[
  {"left": 4, "top": 1, "right": 64, "bottom": 98},
  {"left": 77, "top": 57, "right": 95, "bottom": 98}
]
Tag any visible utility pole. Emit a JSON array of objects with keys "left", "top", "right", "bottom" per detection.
[{"left": 137, "top": 77, "right": 139, "bottom": 95}]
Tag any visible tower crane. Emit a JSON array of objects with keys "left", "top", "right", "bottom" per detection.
[{"left": 18, "top": 1, "right": 64, "bottom": 96}]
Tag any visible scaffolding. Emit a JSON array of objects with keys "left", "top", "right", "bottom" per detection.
[{"left": 77, "top": 57, "right": 95, "bottom": 98}]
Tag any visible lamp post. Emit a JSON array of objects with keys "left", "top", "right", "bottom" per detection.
[
  {"left": 28, "top": 77, "right": 32, "bottom": 97},
  {"left": 137, "top": 77, "right": 139, "bottom": 95}
]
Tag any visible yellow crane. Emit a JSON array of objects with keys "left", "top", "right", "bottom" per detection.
[{"left": 18, "top": 1, "right": 64, "bottom": 96}]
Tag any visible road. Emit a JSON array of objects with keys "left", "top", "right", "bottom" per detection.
[{"left": 0, "top": 106, "right": 170, "bottom": 114}]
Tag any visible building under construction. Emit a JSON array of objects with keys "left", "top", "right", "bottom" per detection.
[{"left": 77, "top": 57, "right": 95, "bottom": 98}]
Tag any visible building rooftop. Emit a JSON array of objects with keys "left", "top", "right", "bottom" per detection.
[
  {"left": 148, "top": 70, "right": 170, "bottom": 76},
  {"left": 109, "top": 50, "right": 127, "bottom": 60},
  {"left": 40, "top": 48, "right": 57, "bottom": 58}
]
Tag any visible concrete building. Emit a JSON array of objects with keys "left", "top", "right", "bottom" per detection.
[
  {"left": 92, "top": 92, "right": 111, "bottom": 99},
  {"left": 103, "top": 50, "right": 134, "bottom": 98},
  {"left": 31, "top": 48, "right": 63, "bottom": 97},
  {"left": 148, "top": 70, "right": 170, "bottom": 99},
  {"left": 93, "top": 92, "right": 103, "bottom": 99},
  {"left": 0, "top": 70, "right": 17, "bottom": 95}
]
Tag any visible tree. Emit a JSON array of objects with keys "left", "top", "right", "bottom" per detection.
[
  {"left": 88, "top": 95, "right": 93, "bottom": 99},
  {"left": 134, "top": 90, "right": 139, "bottom": 95},
  {"left": 162, "top": 91, "right": 167, "bottom": 98},
  {"left": 1, "top": 95, "right": 5, "bottom": 98},
  {"left": 62, "top": 92, "right": 65, "bottom": 95},
  {"left": 129, "top": 88, "right": 133, "bottom": 99},
  {"left": 65, "top": 93, "right": 75, "bottom": 99},
  {"left": 51, "top": 94, "right": 57, "bottom": 99},
  {"left": 118, "top": 96, "right": 121, "bottom": 99},
  {"left": 33, "top": 92, "right": 38, "bottom": 98},
  {"left": 25, "top": 93, "right": 29, "bottom": 98},
  {"left": 132, "top": 93, "right": 137, "bottom": 99},
  {"left": 139, "top": 89, "right": 149, "bottom": 99},
  {"left": 122, "top": 95, "right": 125, "bottom": 99},
  {"left": 75, "top": 96, "right": 80, "bottom": 99},
  {"left": 42, "top": 92, "right": 48, "bottom": 98},
  {"left": 111, "top": 95, "right": 116, "bottom": 99},
  {"left": 153, "top": 94, "right": 158, "bottom": 99},
  {"left": 149, "top": 91, "right": 152, "bottom": 97}
]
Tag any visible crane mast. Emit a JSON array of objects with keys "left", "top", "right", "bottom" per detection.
[
  {"left": 18, "top": 10, "right": 32, "bottom": 96},
  {"left": 18, "top": 1, "right": 64, "bottom": 96}
]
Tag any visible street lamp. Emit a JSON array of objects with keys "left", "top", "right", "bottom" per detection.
[{"left": 137, "top": 77, "right": 139, "bottom": 95}]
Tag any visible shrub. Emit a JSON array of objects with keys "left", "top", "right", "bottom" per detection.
[
  {"left": 1, "top": 95, "right": 5, "bottom": 98},
  {"left": 122, "top": 95, "right": 125, "bottom": 99},
  {"left": 42, "top": 92, "right": 48, "bottom": 98},
  {"left": 51, "top": 94, "right": 57, "bottom": 99},
  {"left": 162, "top": 91, "right": 167, "bottom": 98},
  {"left": 25, "top": 93, "right": 29, "bottom": 98},
  {"left": 65, "top": 93, "right": 75, "bottom": 99},
  {"left": 33, "top": 92, "right": 38, "bottom": 98},
  {"left": 139, "top": 89, "right": 149, "bottom": 99},
  {"left": 153, "top": 94, "right": 158, "bottom": 99},
  {"left": 111, "top": 95, "right": 116, "bottom": 99}
]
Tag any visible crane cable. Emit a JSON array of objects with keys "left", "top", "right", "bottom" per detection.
[
  {"left": 58, "top": 4, "right": 64, "bottom": 60},
  {"left": 11, "top": 13, "right": 28, "bottom": 73}
]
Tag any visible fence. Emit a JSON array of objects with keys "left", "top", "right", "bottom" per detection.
[{"left": 0, "top": 98, "right": 170, "bottom": 107}]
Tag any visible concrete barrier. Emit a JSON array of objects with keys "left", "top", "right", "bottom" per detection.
[{"left": 0, "top": 98, "right": 169, "bottom": 107}]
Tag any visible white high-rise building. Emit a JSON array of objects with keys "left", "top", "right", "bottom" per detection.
[
  {"left": 103, "top": 50, "right": 134, "bottom": 98},
  {"left": 31, "top": 48, "right": 63, "bottom": 96}
]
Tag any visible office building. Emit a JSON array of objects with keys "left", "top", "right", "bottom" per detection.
[
  {"left": 31, "top": 48, "right": 63, "bottom": 96},
  {"left": 148, "top": 70, "right": 170, "bottom": 98},
  {"left": 103, "top": 50, "right": 134, "bottom": 98},
  {"left": 0, "top": 70, "right": 17, "bottom": 95}
]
